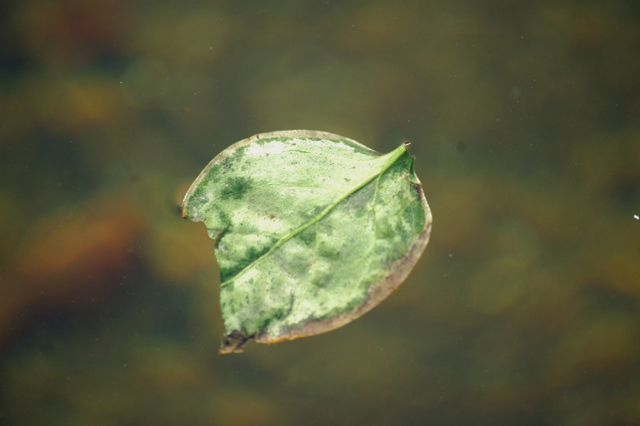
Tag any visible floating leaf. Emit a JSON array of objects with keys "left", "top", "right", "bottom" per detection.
[{"left": 182, "top": 130, "right": 432, "bottom": 353}]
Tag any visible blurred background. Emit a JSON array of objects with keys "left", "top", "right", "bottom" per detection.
[{"left": 1, "top": 0, "right": 639, "bottom": 425}]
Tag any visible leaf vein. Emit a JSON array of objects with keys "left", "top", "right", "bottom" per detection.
[{"left": 221, "top": 146, "right": 407, "bottom": 287}]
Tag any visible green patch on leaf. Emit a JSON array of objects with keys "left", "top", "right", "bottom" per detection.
[{"left": 182, "top": 130, "right": 432, "bottom": 353}]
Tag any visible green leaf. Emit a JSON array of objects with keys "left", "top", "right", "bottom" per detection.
[{"left": 182, "top": 130, "right": 432, "bottom": 353}]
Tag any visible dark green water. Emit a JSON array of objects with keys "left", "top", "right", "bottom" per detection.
[{"left": 1, "top": 1, "right": 639, "bottom": 425}]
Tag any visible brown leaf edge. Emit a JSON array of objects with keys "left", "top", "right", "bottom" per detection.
[{"left": 219, "top": 183, "right": 433, "bottom": 354}]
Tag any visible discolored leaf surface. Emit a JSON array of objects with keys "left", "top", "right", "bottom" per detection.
[{"left": 182, "top": 130, "right": 432, "bottom": 353}]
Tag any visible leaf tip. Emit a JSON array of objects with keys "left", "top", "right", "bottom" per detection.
[{"left": 219, "top": 330, "right": 252, "bottom": 354}]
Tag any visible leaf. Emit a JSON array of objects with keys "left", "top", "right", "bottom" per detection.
[{"left": 182, "top": 130, "right": 432, "bottom": 353}]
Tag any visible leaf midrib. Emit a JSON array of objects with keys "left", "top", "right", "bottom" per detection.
[{"left": 220, "top": 144, "right": 408, "bottom": 287}]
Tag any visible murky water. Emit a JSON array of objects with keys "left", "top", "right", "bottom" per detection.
[{"left": 1, "top": 1, "right": 639, "bottom": 425}]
